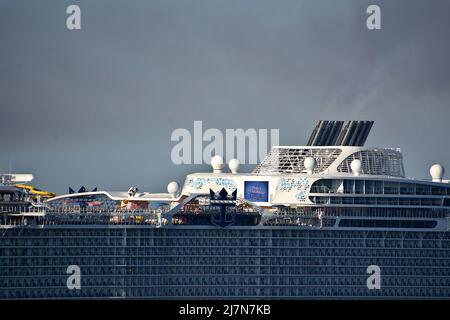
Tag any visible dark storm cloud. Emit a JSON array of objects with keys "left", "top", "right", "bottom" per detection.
[
  {"left": 320, "top": 1, "right": 450, "bottom": 116},
  {"left": 1, "top": 0, "right": 450, "bottom": 193}
]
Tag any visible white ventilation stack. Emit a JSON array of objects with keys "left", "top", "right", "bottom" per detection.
[
  {"left": 228, "top": 159, "right": 240, "bottom": 174},
  {"left": 350, "top": 159, "right": 362, "bottom": 176},
  {"left": 304, "top": 157, "right": 316, "bottom": 175},
  {"left": 211, "top": 155, "right": 224, "bottom": 173},
  {"left": 430, "top": 164, "right": 444, "bottom": 182},
  {"left": 167, "top": 181, "right": 180, "bottom": 198}
]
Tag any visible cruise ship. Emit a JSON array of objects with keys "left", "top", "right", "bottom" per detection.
[{"left": 1, "top": 120, "right": 450, "bottom": 299}]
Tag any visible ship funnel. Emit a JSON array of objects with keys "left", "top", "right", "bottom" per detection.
[
  {"left": 307, "top": 120, "right": 374, "bottom": 146},
  {"left": 430, "top": 164, "right": 444, "bottom": 182}
]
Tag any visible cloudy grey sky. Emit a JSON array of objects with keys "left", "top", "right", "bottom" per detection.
[{"left": 1, "top": 0, "right": 450, "bottom": 193}]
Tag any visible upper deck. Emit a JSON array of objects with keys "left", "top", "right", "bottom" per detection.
[
  {"left": 1, "top": 120, "right": 450, "bottom": 231},
  {"left": 252, "top": 146, "right": 405, "bottom": 177}
]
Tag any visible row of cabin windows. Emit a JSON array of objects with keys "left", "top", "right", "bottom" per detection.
[
  {"left": 5, "top": 228, "right": 450, "bottom": 240},
  {"left": 275, "top": 207, "right": 448, "bottom": 218},
  {"left": 0, "top": 193, "right": 27, "bottom": 202},
  {"left": 310, "top": 196, "right": 450, "bottom": 207},
  {"left": 338, "top": 219, "right": 437, "bottom": 229},
  {"left": 0, "top": 205, "right": 29, "bottom": 212},
  {"left": 320, "top": 207, "right": 447, "bottom": 218},
  {"left": 310, "top": 179, "right": 450, "bottom": 196}
]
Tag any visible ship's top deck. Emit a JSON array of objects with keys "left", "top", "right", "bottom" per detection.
[
  {"left": 47, "top": 190, "right": 180, "bottom": 203},
  {"left": 252, "top": 145, "right": 405, "bottom": 177},
  {"left": 252, "top": 121, "right": 405, "bottom": 177}
]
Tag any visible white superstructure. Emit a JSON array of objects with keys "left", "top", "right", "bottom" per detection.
[
  {"left": 44, "top": 120, "right": 450, "bottom": 232},
  {"left": 181, "top": 145, "right": 407, "bottom": 207}
]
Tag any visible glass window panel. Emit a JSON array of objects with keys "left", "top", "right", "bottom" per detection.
[
  {"left": 365, "top": 180, "right": 374, "bottom": 194},
  {"left": 416, "top": 184, "right": 431, "bottom": 195},
  {"left": 400, "top": 183, "right": 415, "bottom": 195},
  {"left": 432, "top": 186, "right": 446, "bottom": 196},
  {"left": 374, "top": 181, "right": 384, "bottom": 194},
  {"left": 343, "top": 180, "right": 354, "bottom": 194},
  {"left": 384, "top": 182, "right": 399, "bottom": 195},
  {"left": 355, "top": 180, "right": 364, "bottom": 194}
]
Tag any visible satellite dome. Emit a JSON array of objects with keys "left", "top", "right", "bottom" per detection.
[
  {"left": 228, "top": 158, "right": 240, "bottom": 173},
  {"left": 430, "top": 164, "right": 445, "bottom": 182},
  {"left": 304, "top": 157, "right": 316, "bottom": 174},
  {"left": 167, "top": 181, "right": 180, "bottom": 197},
  {"left": 350, "top": 159, "right": 363, "bottom": 176},
  {"left": 211, "top": 155, "right": 224, "bottom": 173}
]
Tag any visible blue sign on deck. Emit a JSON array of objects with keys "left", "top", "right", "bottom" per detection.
[{"left": 244, "top": 181, "right": 269, "bottom": 202}]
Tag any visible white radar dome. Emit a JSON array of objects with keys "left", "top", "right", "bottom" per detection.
[
  {"left": 350, "top": 159, "right": 363, "bottom": 176},
  {"left": 211, "top": 155, "right": 224, "bottom": 173},
  {"left": 304, "top": 157, "right": 316, "bottom": 174},
  {"left": 430, "top": 164, "right": 445, "bottom": 182},
  {"left": 167, "top": 181, "right": 180, "bottom": 197},
  {"left": 228, "top": 158, "right": 240, "bottom": 174}
]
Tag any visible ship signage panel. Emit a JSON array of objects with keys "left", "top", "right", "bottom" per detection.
[{"left": 244, "top": 181, "right": 269, "bottom": 202}]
